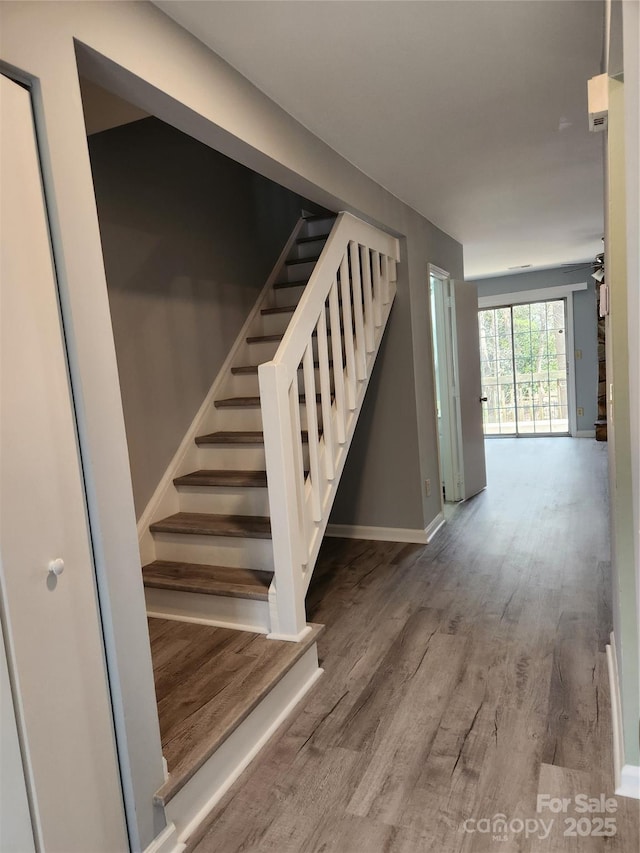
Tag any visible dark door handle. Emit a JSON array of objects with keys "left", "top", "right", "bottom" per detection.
[{"left": 480, "top": 396, "right": 488, "bottom": 402}]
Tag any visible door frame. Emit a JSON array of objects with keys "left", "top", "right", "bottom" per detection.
[
  {"left": 0, "top": 73, "right": 129, "bottom": 850},
  {"left": 429, "top": 264, "right": 464, "bottom": 501},
  {"left": 478, "top": 283, "right": 587, "bottom": 438}
]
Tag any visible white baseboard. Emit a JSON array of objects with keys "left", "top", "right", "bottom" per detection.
[
  {"left": 325, "top": 523, "right": 428, "bottom": 544},
  {"left": 424, "top": 511, "right": 446, "bottom": 543},
  {"left": 618, "top": 764, "right": 640, "bottom": 799},
  {"left": 606, "top": 637, "right": 625, "bottom": 787},
  {"left": 162, "top": 644, "right": 323, "bottom": 847},
  {"left": 144, "top": 822, "right": 180, "bottom": 853},
  {"left": 325, "top": 512, "right": 445, "bottom": 546},
  {"left": 606, "top": 634, "right": 640, "bottom": 799},
  {"left": 575, "top": 430, "right": 596, "bottom": 438}
]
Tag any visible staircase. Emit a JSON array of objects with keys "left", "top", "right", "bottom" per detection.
[
  {"left": 138, "top": 211, "right": 398, "bottom": 845},
  {"left": 139, "top": 211, "right": 399, "bottom": 640}
]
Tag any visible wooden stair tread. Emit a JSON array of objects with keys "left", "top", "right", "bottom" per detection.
[
  {"left": 285, "top": 255, "right": 321, "bottom": 266},
  {"left": 195, "top": 430, "right": 308, "bottom": 445},
  {"left": 302, "top": 213, "right": 336, "bottom": 222},
  {"left": 261, "top": 305, "right": 298, "bottom": 315},
  {"left": 215, "top": 395, "right": 324, "bottom": 409},
  {"left": 247, "top": 329, "right": 332, "bottom": 344},
  {"left": 231, "top": 364, "right": 267, "bottom": 375},
  {"left": 151, "top": 621, "right": 324, "bottom": 805},
  {"left": 273, "top": 279, "right": 308, "bottom": 290},
  {"left": 174, "top": 469, "right": 267, "bottom": 488},
  {"left": 232, "top": 361, "right": 332, "bottom": 375},
  {"left": 214, "top": 396, "right": 263, "bottom": 408},
  {"left": 150, "top": 512, "right": 271, "bottom": 539},
  {"left": 296, "top": 233, "right": 330, "bottom": 244},
  {"left": 142, "top": 560, "right": 272, "bottom": 599},
  {"left": 261, "top": 303, "right": 341, "bottom": 316},
  {"left": 246, "top": 333, "right": 283, "bottom": 344}
]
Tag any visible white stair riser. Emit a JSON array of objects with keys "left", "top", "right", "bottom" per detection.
[
  {"left": 153, "top": 532, "right": 274, "bottom": 571},
  {"left": 213, "top": 408, "right": 264, "bottom": 431},
  {"left": 245, "top": 339, "right": 282, "bottom": 363},
  {"left": 258, "top": 312, "right": 294, "bottom": 337},
  {"left": 305, "top": 217, "right": 336, "bottom": 237},
  {"left": 177, "top": 486, "right": 270, "bottom": 516},
  {"left": 283, "top": 259, "right": 317, "bottom": 281},
  {"left": 144, "top": 587, "right": 271, "bottom": 634},
  {"left": 223, "top": 373, "right": 261, "bottom": 398},
  {"left": 295, "top": 240, "right": 326, "bottom": 261},
  {"left": 195, "top": 445, "right": 311, "bottom": 471},
  {"left": 213, "top": 404, "right": 326, "bottom": 434},
  {"left": 273, "top": 284, "right": 306, "bottom": 307},
  {"left": 245, "top": 337, "right": 330, "bottom": 366},
  {"left": 195, "top": 446, "right": 268, "bottom": 469}
]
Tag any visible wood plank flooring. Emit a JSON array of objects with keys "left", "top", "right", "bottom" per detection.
[
  {"left": 191, "top": 438, "right": 639, "bottom": 852},
  {"left": 149, "top": 620, "right": 323, "bottom": 804}
]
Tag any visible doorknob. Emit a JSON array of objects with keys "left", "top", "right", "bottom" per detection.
[
  {"left": 48, "top": 558, "right": 65, "bottom": 577},
  {"left": 480, "top": 396, "right": 488, "bottom": 402}
]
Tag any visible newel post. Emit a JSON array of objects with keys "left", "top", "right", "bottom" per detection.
[{"left": 259, "top": 361, "right": 310, "bottom": 641}]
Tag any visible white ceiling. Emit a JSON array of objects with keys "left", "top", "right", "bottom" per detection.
[{"left": 155, "top": 0, "right": 605, "bottom": 278}]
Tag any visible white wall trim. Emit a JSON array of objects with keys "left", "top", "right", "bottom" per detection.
[
  {"left": 606, "top": 637, "right": 625, "bottom": 788},
  {"left": 575, "top": 430, "right": 597, "bottom": 438},
  {"left": 163, "top": 645, "right": 323, "bottom": 847},
  {"left": 606, "top": 635, "right": 640, "bottom": 799},
  {"left": 618, "top": 765, "right": 640, "bottom": 800},
  {"left": 565, "top": 290, "right": 578, "bottom": 436},
  {"left": 424, "top": 511, "right": 446, "bottom": 543},
  {"left": 143, "top": 822, "right": 179, "bottom": 853},
  {"left": 428, "top": 263, "right": 450, "bottom": 281},
  {"left": 326, "top": 523, "right": 428, "bottom": 544},
  {"left": 477, "top": 282, "right": 588, "bottom": 309},
  {"left": 326, "top": 512, "right": 445, "bottom": 545}
]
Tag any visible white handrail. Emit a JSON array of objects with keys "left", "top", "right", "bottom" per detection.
[{"left": 259, "top": 212, "right": 399, "bottom": 639}]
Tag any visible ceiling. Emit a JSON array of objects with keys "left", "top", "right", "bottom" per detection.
[{"left": 154, "top": 0, "right": 605, "bottom": 279}]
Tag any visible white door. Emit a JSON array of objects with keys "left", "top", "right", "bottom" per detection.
[
  {"left": 453, "top": 280, "right": 487, "bottom": 498},
  {"left": 0, "top": 75, "right": 128, "bottom": 851},
  {"left": 429, "top": 275, "right": 461, "bottom": 501}
]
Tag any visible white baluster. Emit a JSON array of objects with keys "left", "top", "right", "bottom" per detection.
[
  {"left": 289, "top": 378, "right": 308, "bottom": 565},
  {"left": 328, "top": 277, "right": 347, "bottom": 444},
  {"left": 303, "top": 344, "right": 322, "bottom": 522},
  {"left": 316, "top": 308, "right": 335, "bottom": 480},
  {"left": 389, "top": 258, "right": 398, "bottom": 293},
  {"left": 349, "top": 240, "right": 367, "bottom": 380},
  {"left": 360, "top": 244, "right": 375, "bottom": 352},
  {"left": 371, "top": 250, "right": 383, "bottom": 328},
  {"left": 339, "top": 252, "right": 357, "bottom": 410},
  {"left": 381, "top": 253, "right": 391, "bottom": 304}
]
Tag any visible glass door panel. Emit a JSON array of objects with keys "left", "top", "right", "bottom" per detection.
[
  {"left": 478, "top": 306, "right": 516, "bottom": 435},
  {"left": 478, "top": 299, "right": 569, "bottom": 437}
]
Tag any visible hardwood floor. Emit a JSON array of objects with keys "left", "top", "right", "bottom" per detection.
[
  {"left": 149, "top": 620, "right": 323, "bottom": 804},
  {"left": 191, "top": 438, "right": 639, "bottom": 852}
]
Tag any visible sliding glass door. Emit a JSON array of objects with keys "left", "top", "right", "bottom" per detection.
[{"left": 478, "top": 299, "right": 569, "bottom": 436}]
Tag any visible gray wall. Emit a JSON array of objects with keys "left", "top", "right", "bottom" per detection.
[
  {"left": 88, "top": 117, "right": 324, "bottom": 516},
  {"left": 472, "top": 266, "right": 599, "bottom": 434}
]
